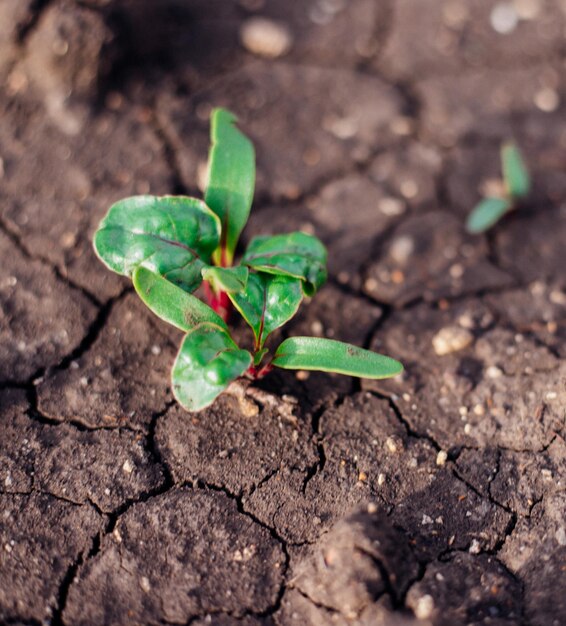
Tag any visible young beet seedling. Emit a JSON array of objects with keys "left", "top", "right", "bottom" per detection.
[
  {"left": 466, "top": 142, "right": 530, "bottom": 234},
  {"left": 93, "top": 108, "right": 403, "bottom": 411}
]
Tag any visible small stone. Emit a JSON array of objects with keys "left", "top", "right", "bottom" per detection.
[
  {"left": 358, "top": 471, "right": 368, "bottom": 482},
  {"left": 436, "top": 450, "right": 448, "bottom": 466},
  {"left": 378, "top": 197, "right": 406, "bottom": 216},
  {"left": 469, "top": 539, "right": 481, "bottom": 554},
  {"left": 385, "top": 436, "right": 399, "bottom": 454},
  {"left": 400, "top": 179, "right": 418, "bottom": 199},
  {"left": 240, "top": 18, "right": 292, "bottom": 58},
  {"left": 490, "top": 3, "right": 519, "bottom": 33},
  {"left": 464, "top": 423, "right": 472, "bottom": 435},
  {"left": 311, "top": 320, "right": 324, "bottom": 336},
  {"left": 79, "top": 376, "right": 89, "bottom": 387},
  {"left": 151, "top": 345, "right": 161, "bottom": 356},
  {"left": 295, "top": 370, "right": 310, "bottom": 381},
  {"left": 364, "top": 277, "right": 379, "bottom": 292},
  {"left": 432, "top": 326, "right": 473, "bottom": 355},
  {"left": 122, "top": 459, "right": 134, "bottom": 474},
  {"left": 389, "top": 235, "right": 414, "bottom": 264},
  {"left": 367, "top": 502, "right": 378, "bottom": 513},
  {"left": 140, "top": 576, "right": 151, "bottom": 593},
  {"left": 391, "top": 269, "right": 405, "bottom": 284},
  {"left": 422, "top": 514, "right": 433, "bottom": 525},
  {"left": 449, "top": 263, "right": 464, "bottom": 279},
  {"left": 534, "top": 88, "right": 560, "bottom": 112},
  {"left": 323, "top": 115, "right": 358, "bottom": 139},
  {"left": 414, "top": 594, "right": 434, "bottom": 619},
  {"left": 377, "top": 473, "right": 386, "bottom": 486},
  {"left": 486, "top": 365, "right": 503, "bottom": 379},
  {"left": 555, "top": 527, "right": 566, "bottom": 546},
  {"left": 390, "top": 116, "right": 414, "bottom": 136}
]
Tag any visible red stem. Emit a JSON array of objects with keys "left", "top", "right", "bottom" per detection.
[
  {"left": 204, "top": 281, "right": 232, "bottom": 323},
  {"left": 245, "top": 362, "right": 273, "bottom": 380}
]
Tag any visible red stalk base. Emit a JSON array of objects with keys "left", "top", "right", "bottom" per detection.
[{"left": 204, "top": 281, "right": 232, "bottom": 323}]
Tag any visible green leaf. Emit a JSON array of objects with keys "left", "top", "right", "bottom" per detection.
[
  {"left": 93, "top": 195, "right": 220, "bottom": 293},
  {"left": 201, "top": 265, "right": 249, "bottom": 294},
  {"left": 205, "top": 108, "right": 256, "bottom": 266},
  {"left": 501, "top": 142, "right": 530, "bottom": 199},
  {"left": 466, "top": 197, "right": 512, "bottom": 234},
  {"left": 132, "top": 267, "right": 228, "bottom": 332},
  {"left": 242, "top": 232, "right": 327, "bottom": 295},
  {"left": 272, "top": 337, "right": 404, "bottom": 379},
  {"left": 172, "top": 323, "right": 252, "bottom": 411},
  {"left": 253, "top": 348, "right": 269, "bottom": 366},
  {"left": 228, "top": 272, "right": 303, "bottom": 350}
]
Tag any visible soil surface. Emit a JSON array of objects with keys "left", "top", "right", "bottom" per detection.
[{"left": 1, "top": 1, "right": 565, "bottom": 625}]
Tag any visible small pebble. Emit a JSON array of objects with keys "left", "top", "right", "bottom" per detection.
[
  {"left": 389, "top": 235, "right": 414, "bottom": 264},
  {"left": 555, "top": 527, "right": 566, "bottom": 546},
  {"left": 414, "top": 594, "right": 434, "bottom": 620},
  {"left": 378, "top": 197, "right": 406, "bottom": 216},
  {"left": 432, "top": 326, "right": 474, "bottom": 356},
  {"left": 436, "top": 450, "right": 448, "bottom": 466},
  {"left": 140, "top": 576, "right": 151, "bottom": 593},
  {"left": 534, "top": 88, "right": 560, "bottom": 112},
  {"left": 377, "top": 473, "right": 386, "bottom": 486},
  {"left": 364, "top": 277, "right": 379, "bottom": 293},
  {"left": 490, "top": 3, "right": 519, "bottom": 33},
  {"left": 400, "top": 179, "right": 418, "bottom": 199},
  {"left": 122, "top": 459, "right": 134, "bottom": 474},
  {"left": 240, "top": 18, "right": 293, "bottom": 58},
  {"left": 385, "top": 436, "right": 399, "bottom": 453},
  {"left": 311, "top": 320, "right": 324, "bottom": 336},
  {"left": 486, "top": 365, "right": 503, "bottom": 379},
  {"left": 323, "top": 115, "right": 358, "bottom": 139},
  {"left": 469, "top": 539, "right": 481, "bottom": 554}
]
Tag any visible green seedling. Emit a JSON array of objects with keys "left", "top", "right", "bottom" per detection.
[
  {"left": 93, "top": 108, "right": 403, "bottom": 411},
  {"left": 466, "top": 142, "right": 530, "bottom": 234}
]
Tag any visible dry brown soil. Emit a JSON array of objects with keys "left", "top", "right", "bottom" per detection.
[{"left": 1, "top": 1, "right": 565, "bottom": 625}]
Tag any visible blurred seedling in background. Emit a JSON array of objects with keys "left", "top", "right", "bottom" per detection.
[
  {"left": 466, "top": 142, "right": 531, "bottom": 234},
  {"left": 93, "top": 108, "right": 403, "bottom": 412}
]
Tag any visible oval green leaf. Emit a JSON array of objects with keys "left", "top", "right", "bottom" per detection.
[
  {"left": 205, "top": 108, "right": 256, "bottom": 266},
  {"left": 172, "top": 323, "right": 252, "bottom": 411},
  {"left": 465, "top": 197, "right": 512, "bottom": 234},
  {"left": 242, "top": 232, "right": 328, "bottom": 295},
  {"left": 93, "top": 195, "right": 220, "bottom": 293},
  {"left": 501, "top": 142, "right": 530, "bottom": 199},
  {"left": 201, "top": 265, "right": 249, "bottom": 294},
  {"left": 133, "top": 267, "right": 227, "bottom": 332},
  {"left": 228, "top": 272, "right": 303, "bottom": 350},
  {"left": 272, "top": 337, "right": 404, "bottom": 379}
]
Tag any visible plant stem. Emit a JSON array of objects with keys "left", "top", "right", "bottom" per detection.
[
  {"left": 203, "top": 281, "right": 232, "bottom": 323},
  {"left": 245, "top": 362, "right": 273, "bottom": 380}
]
